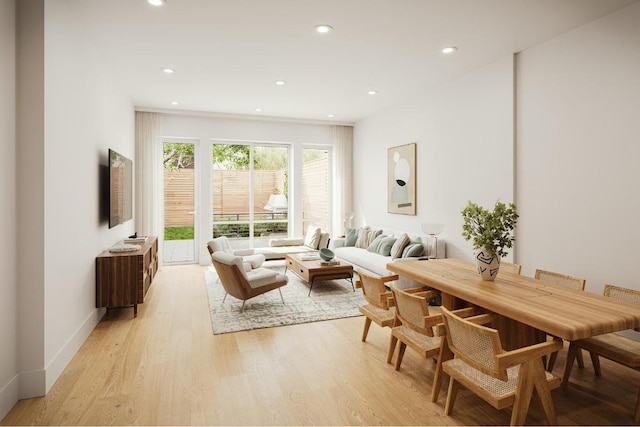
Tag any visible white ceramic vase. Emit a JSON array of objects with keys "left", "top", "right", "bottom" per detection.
[{"left": 474, "top": 247, "right": 500, "bottom": 281}]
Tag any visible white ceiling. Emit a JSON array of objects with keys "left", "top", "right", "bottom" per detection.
[{"left": 65, "top": 0, "right": 638, "bottom": 124}]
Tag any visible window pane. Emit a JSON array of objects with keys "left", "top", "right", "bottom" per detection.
[
  {"left": 253, "top": 145, "right": 288, "bottom": 237},
  {"left": 302, "top": 148, "right": 329, "bottom": 232},
  {"left": 212, "top": 143, "right": 251, "bottom": 239}
]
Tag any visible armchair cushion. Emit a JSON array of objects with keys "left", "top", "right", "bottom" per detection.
[
  {"left": 245, "top": 268, "right": 280, "bottom": 289},
  {"left": 240, "top": 253, "right": 266, "bottom": 269},
  {"left": 208, "top": 237, "right": 265, "bottom": 269},
  {"left": 208, "top": 236, "right": 233, "bottom": 254}
]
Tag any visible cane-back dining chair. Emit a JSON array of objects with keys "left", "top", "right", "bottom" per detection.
[
  {"left": 500, "top": 261, "right": 522, "bottom": 275},
  {"left": 356, "top": 270, "right": 397, "bottom": 342},
  {"left": 534, "top": 268, "right": 587, "bottom": 372},
  {"left": 562, "top": 284, "right": 640, "bottom": 423},
  {"left": 387, "top": 285, "right": 441, "bottom": 371},
  {"left": 440, "top": 306, "right": 562, "bottom": 426}
]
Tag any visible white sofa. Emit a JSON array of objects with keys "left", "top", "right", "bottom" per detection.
[{"left": 331, "top": 226, "right": 445, "bottom": 289}]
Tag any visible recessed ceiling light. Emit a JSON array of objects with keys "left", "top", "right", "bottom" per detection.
[
  {"left": 442, "top": 46, "right": 457, "bottom": 54},
  {"left": 328, "top": 114, "right": 335, "bottom": 118},
  {"left": 367, "top": 90, "right": 378, "bottom": 95},
  {"left": 148, "top": 0, "right": 166, "bottom": 6},
  {"left": 255, "top": 108, "right": 263, "bottom": 112},
  {"left": 170, "top": 101, "right": 179, "bottom": 105},
  {"left": 314, "top": 24, "right": 333, "bottom": 34},
  {"left": 275, "top": 80, "right": 286, "bottom": 86},
  {"left": 162, "top": 68, "right": 175, "bottom": 74}
]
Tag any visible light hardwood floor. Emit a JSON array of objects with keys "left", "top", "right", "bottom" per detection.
[{"left": 2, "top": 264, "right": 639, "bottom": 425}]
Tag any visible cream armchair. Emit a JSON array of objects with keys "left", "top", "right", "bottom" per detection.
[{"left": 211, "top": 251, "right": 288, "bottom": 312}]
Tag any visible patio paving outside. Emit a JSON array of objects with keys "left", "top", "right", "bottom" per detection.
[{"left": 164, "top": 239, "right": 195, "bottom": 264}]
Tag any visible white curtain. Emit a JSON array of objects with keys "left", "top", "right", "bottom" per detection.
[
  {"left": 135, "top": 111, "right": 161, "bottom": 239},
  {"left": 332, "top": 125, "right": 353, "bottom": 236}
]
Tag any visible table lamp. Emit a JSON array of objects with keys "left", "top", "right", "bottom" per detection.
[{"left": 421, "top": 223, "right": 444, "bottom": 259}]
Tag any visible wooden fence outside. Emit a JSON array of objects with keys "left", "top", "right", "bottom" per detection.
[{"left": 163, "top": 156, "right": 328, "bottom": 230}]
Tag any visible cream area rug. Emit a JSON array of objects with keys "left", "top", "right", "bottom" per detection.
[{"left": 205, "top": 266, "right": 365, "bottom": 335}]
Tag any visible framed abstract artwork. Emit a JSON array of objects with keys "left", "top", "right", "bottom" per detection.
[{"left": 388, "top": 142, "right": 416, "bottom": 215}]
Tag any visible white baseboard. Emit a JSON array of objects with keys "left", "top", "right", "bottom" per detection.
[
  {"left": 44, "top": 308, "right": 104, "bottom": 393},
  {"left": 18, "top": 368, "right": 45, "bottom": 399},
  {"left": 1, "top": 309, "right": 104, "bottom": 419},
  {"left": 0, "top": 374, "right": 19, "bottom": 421}
]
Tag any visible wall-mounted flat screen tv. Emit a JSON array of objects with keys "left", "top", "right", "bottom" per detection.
[{"left": 109, "top": 149, "right": 133, "bottom": 228}]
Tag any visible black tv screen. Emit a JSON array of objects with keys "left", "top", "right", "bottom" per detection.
[{"left": 109, "top": 149, "right": 133, "bottom": 228}]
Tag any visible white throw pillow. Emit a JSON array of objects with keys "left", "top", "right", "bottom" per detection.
[
  {"left": 355, "top": 227, "right": 371, "bottom": 249},
  {"left": 304, "top": 226, "right": 322, "bottom": 249},
  {"left": 390, "top": 233, "right": 411, "bottom": 259}
]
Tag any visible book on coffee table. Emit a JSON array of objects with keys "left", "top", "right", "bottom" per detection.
[
  {"left": 319, "top": 260, "right": 340, "bottom": 266},
  {"left": 299, "top": 252, "right": 320, "bottom": 261}
]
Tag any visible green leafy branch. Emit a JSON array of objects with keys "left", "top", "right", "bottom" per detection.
[{"left": 461, "top": 201, "right": 519, "bottom": 258}]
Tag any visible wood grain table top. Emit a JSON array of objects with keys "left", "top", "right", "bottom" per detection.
[{"left": 387, "top": 258, "right": 640, "bottom": 341}]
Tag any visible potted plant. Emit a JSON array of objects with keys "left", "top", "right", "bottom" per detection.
[{"left": 461, "top": 200, "right": 519, "bottom": 280}]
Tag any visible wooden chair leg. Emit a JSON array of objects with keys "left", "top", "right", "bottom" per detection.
[
  {"left": 431, "top": 338, "right": 452, "bottom": 403},
  {"left": 387, "top": 334, "right": 398, "bottom": 364},
  {"left": 546, "top": 337, "right": 563, "bottom": 372},
  {"left": 222, "top": 292, "right": 228, "bottom": 303},
  {"left": 362, "top": 317, "right": 372, "bottom": 342},
  {"left": 444, "top": 378, "right": 459, "bottom": 415},
  {"left": 278, "top": 288, "right": 284, "bottom": 304},
  {"left": 240, "top": 300, "right": 246, "bottom": 313},
  {"left": 394, "top": 342, "right": 407, "bottom": 371},
  {"left": 532, "top": 358, "right": 558, "bottom": 426},
  {"left": 562, "top": 342, "right": 579, "bottom": 388},
  {"left": 547, "top": 351, "right": 558, "bottom": 372},
  {"left": 589, "top": 350, "right": 601, "bottom": 376},
  {"left": 576, "top": 348, "right": 585, "bottom": 369},
  {"left": 511, "top": 360, "right": 536, "bottom": 426}
]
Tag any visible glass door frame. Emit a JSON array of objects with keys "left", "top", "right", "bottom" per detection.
[
  {"left": 159, "top": 137, "right": 199, "bottom": 265},
  {"left": 210, "top": 140, "right": 291, "bottom": 249}
]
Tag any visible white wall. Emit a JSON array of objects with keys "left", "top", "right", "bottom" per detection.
[
  {"left": 4, "top": 0, "right": 135, "bottom": 410},
  {"left": 516, "top": 1, "right": 640, "bottom": 294},
  {"left": 354, "top": 57, "right": 514, "bottom": 260},
  {"left": 16, "top": 0, "right": 46, "bottom": 401},
  {"left": 42, "top": 0, "right": 135, "bottom": 391},
  {"left": 0, "top": 0, "right": 17, "bottom": 420},
  {"left": 159, "top": 113, "right": 335, "bottom": 265}
]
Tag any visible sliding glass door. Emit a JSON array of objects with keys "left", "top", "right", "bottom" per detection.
[
  {"left": 212, "top": 143, "right": 289, "bottom": 246},
  {"left": 162, "top": 141, "right": 196, "bottom": 264}
]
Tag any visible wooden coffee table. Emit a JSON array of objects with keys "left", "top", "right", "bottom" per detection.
[{"left": 285, "top": 253, "right": 355, "bottom": 296}]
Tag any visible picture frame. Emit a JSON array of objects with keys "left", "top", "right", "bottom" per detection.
[{"left": 388, "top": 142, "right": 416, "bottom": 215}]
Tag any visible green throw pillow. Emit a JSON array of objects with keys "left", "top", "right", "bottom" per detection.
[
  {"left": 376, "top": 236, "right": 397, "bottom": 257},
  {"left": 366, "top": 234, "right": 387, "bottom": 253},
  {"left": 402, "top": 243, "right": 425, "bottom": 258},
  {"left": 345, "top": 228, "right": 358, "bottom": 246}
]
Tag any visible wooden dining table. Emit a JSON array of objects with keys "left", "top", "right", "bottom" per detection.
[{"left": 387, "top": 258, "right": 640, "bottom": 425}]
